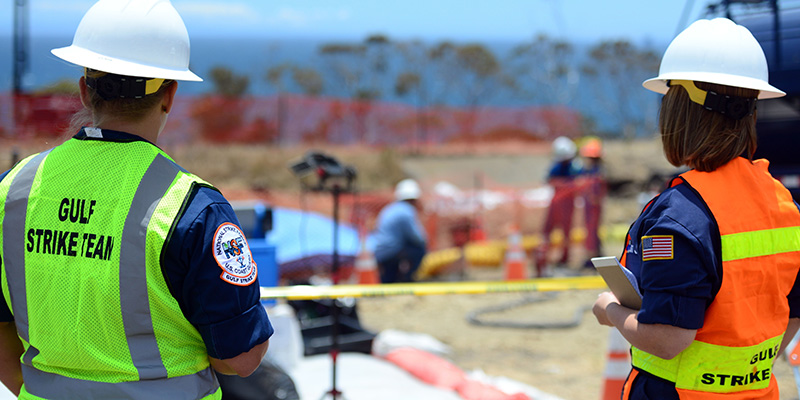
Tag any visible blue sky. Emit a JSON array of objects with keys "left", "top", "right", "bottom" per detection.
[{"left": 4, "top": 0, "right": 713, "bottom": 45}]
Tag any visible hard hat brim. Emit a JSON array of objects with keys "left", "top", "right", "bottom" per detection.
[
  {"left": 643, "top": 71, "right": 784, "bottom": 99},
  {"left": 52, "top": 45, "right": 203, "bottom": 82}
]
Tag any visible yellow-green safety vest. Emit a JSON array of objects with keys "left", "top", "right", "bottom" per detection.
[{"left": 0, "top": 133, "right": 222, "bottom": 399}]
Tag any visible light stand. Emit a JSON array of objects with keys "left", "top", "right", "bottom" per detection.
[{"left": 289, "top": 152, "right": 356, "bottom": 400}]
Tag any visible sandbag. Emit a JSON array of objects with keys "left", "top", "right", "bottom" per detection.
[
  {"left": 456, "top": 379, "right": 531, "bottom": 400},
  {"left": 383, "top": 347, "right": 467, "bottom": 390}
]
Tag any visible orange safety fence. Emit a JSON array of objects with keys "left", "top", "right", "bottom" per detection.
[{"left": 2, "top": 93, "right": 582, "bottom": 146}]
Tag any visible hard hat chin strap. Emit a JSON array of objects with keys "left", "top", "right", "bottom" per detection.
[
  {"left": 85, "top": 69, "right": 167, "bottom": 100},
  {"left": 667, "top": 80, "right": 756, "bottom": 120}
]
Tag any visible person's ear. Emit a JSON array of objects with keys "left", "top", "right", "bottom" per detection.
[
  {"left": 161, "top": 81, "right": 178, "bottom": 113},
  {"left": 79, "top": 77, "right": 90, "bottom": 110}
]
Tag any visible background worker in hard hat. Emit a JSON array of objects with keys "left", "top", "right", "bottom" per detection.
[
  {"left": 371, "top": 179, "right": 428, "bottom": 283},
  {"left": 0, "top": 1, "right": 272, "bottom": 398},
  {"left": 592, "top": 18, "right": 800, "bottom": 399},
  {"left": 534, "top": 136, "right": 581, "bottom": 276},
  {"left": 576, "top": 137, "right": 606, "bottom": 269}
]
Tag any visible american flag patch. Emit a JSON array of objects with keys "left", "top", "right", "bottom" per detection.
[{"left": 642, "top": 235, "right": 674, "bottom": 261}]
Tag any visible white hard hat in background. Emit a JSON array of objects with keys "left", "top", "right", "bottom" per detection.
[
  {"left": 552, "top": 136, "right": 576, "bottom": 162},
  {"left": 51, "top": 0, "right": 202, "bottom": 82},
  {"left": 643, "top": 18, "right": 783, "bottom": 99},
  {"left": 395, "top": 179, "right": 422, "bottom": 201}
]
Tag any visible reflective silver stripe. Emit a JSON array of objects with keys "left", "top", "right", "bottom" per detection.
[
  {"left": 119, "top": 154, "right": 180, "bottom": 380},
  {"left": 2, "top": 150, "right": 51, "bottom": 365},
  {"left": 22, "top": 364, "right": 219, "bottom": 400}
]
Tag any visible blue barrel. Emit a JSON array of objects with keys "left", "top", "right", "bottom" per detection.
[{"left": 249, "top": 238, "right": 278, "bottom": 306}]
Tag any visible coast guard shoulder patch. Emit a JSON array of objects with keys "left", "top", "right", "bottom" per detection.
[{"left": 213, "top": 223, "right": 258, "bottom": 286}]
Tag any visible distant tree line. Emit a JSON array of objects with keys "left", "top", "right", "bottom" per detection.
[
  {"left": 207, "top": 34, "right": 661, "bottom": 139},
  {"left": 33, "top": 34, "right": 661, "bottom": 141}
]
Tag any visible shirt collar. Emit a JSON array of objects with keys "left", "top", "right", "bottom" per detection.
[{"left": 74, "top": 127, "right": 155, "bottom": 146}]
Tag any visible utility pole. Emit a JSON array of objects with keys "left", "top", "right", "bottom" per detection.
[
  {"left": 12, "top": 0, "right": 29, "bottom": 137},
  {"left": 13, "top": 0, "right": 29, "bottom": 96}
]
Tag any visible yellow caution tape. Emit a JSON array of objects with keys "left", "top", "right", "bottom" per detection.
[{"left": 260, "top": 275, "right": 606, "bottom": 300}]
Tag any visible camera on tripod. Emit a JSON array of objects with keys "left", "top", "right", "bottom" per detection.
[{"left": 289, "top": 151, "right": 357, "bottom": 193}]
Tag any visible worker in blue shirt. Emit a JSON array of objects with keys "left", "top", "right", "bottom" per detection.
[{"left": 371, "top": 179, "right": 428, "bottom": 283}]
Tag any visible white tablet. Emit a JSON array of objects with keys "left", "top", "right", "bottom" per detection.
[{"left": 591, "top": 256, "right": 642, "bottom": 310}]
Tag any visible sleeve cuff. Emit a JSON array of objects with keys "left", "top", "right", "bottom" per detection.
[
  {"left": 197, "top": 303, "right": 274, "bottom": 359},
  {"left": 638, "top": 291, "right": 706, "bottom": 329}
]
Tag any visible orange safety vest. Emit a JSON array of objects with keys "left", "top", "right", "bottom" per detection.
[{"left": 630, "top": 158, "right": 800, "bottom": 400}]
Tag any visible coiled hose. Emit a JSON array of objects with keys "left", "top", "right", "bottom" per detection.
[{"left": 466, "top": 292, "right": 592, "bottom": 329}]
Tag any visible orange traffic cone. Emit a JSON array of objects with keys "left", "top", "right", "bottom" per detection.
[
  {"left": 503, "top": 225, "right": 528, "bottom": 280},
  {"left": 601, "top": 329, "right": 632, "bottom": 400},
  {"left": 355, "top": 236, "right": 380, "bottom": 285}
]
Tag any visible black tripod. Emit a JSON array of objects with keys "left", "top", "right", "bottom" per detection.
[{"left": 321, "top": 184, "right": 345, "bottom": 400}]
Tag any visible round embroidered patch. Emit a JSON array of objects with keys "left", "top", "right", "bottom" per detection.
[{"left": 213, "top": 223, "right": 258, "bottom": 286}]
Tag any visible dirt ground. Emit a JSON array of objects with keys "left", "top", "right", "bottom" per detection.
[{"left": 357, "top": 272, "right": 611, "bottom": 400}]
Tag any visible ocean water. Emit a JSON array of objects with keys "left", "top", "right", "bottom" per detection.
[{"left": 1, "top": 35, "right": 328, "bottom": 97}]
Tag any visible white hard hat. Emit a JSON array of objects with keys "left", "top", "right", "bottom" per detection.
[
  {"left": 643, "top": 18, "right": 783, "bottom": 99},
  {"left": 552, "top": 136, "right": 576, "bottom": 162},
  {"left": 51, "top": 0, "right": 202, "bottom": 82},
  {"left": 395, "top": 179, "right": 422, "bottom": 201}
]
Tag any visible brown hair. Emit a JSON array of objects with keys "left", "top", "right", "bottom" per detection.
[
  {"left": 70, "top": 69, "right": 174, "bottom": 132},
  {"left": 659, "top": 81, "right": 758, "bottom": 172}
]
